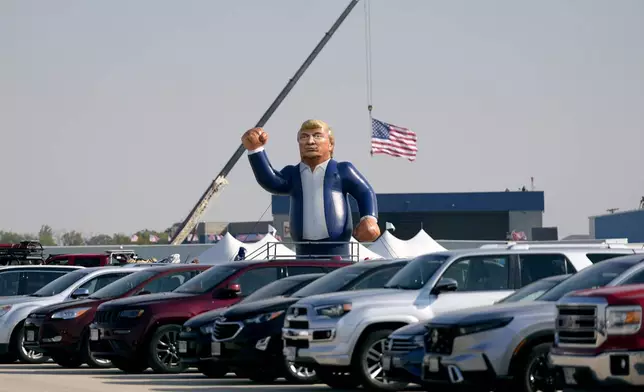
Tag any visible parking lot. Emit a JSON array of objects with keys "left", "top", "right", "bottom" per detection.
[{"left": 0, "top": 363, "right": 429, "bottom": 392}]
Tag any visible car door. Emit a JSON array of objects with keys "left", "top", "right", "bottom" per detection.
[
  {"left": 0, "top": 271, "right": 21, "bottom": 296},
  {"left": 229, "top": 266, "right": 282, "bottom": 297},
  {"left": 428, "top": 254, "right": 515, "bottom": 316}
]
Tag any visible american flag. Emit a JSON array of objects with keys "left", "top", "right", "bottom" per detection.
[{"left": 370, "top": 118, "right": 417, "bottom": 161}]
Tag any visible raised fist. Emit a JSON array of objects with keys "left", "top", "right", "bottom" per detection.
[
  {"left": 242, "top": 127, "right": 268, "bottom": 150},
  {"left": 354, "top": 216, "right": 381, "bottom": 242}
]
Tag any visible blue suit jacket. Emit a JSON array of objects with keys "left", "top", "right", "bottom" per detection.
[{"left": 248, "top": 151, "right": 378, "bottom": 242}]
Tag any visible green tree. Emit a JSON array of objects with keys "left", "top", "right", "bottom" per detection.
[
  {"left": 0, "top": 231, "right": 35, "bottom": 243},
  {"left": 60, "top": 230, "right": 85, "bottom": 246},
  {"left": 38, "top": 225, "right": 57, "bottom": 246},
  {"left": 111, "top": 234, "right": 132, "bottom": 245},
  {"left": 86, "top": 234, "right": 113, "bottom": 245}
]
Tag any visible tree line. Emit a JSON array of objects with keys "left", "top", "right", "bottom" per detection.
[{"left": 0, "top": 225, "right": 173, "bottom": 246}]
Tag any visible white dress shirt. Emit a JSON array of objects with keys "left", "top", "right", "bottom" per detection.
[{"left": 248, "top": 148, "right": 330, "bottom": 240}]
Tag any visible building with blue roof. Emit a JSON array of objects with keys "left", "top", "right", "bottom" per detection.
[
  {"left": 590, "top": 208, "right": 644, "bottom": 242},
  {"left": 271, "top": 191, "right": 545, "bottom": 241}
]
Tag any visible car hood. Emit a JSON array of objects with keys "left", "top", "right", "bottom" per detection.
[
  {"left": 33, "top": 298, "right": 102, "bottom": 315},
  {"left": 390, "top": 321, "right": 428, "bottom": 337},
  {"left": 184, "top": 307, "right": 227, "bottom": 328},
  {"left": 294, "top": 288, "right": 413, "bottom": 306},
  {"left": 429, "top": 300, "right": 556, "bottom": 325},
  {"left": 570, "top": 284, "right": 644, "bottom": 303},
  {"left": 223, "top": 296, "right": 298, "bottom": 321},
  {"left": 0, "top": 295, "right": 55, "bottom": 306},
  {"left": 98, "top": 292, "right": 193, "bottom": 310}
]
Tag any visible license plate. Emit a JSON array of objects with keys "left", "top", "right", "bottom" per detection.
[
  {"left": 26, "top": 330, "right": 34, "bottom": 342},
  {"left": 178, "top": 341, "right": 187, "bottom": 353},
  {"left": 428, "top": 357, "right": 439, "bottom": 372},
  {"left": 90, "top": 328, "right": 99, "bottom": 341},
  {"left": 211, "top": 342, "right": 221, "bottom": 356},
  {"left": 284, "top": 346, "right": 296, "bottom": 361},
  {"left": 382, "top": 355, "right": 391, "bottom": 371},
  {"left": 563, "top": 367, "right": 577, "bottom": 385}
]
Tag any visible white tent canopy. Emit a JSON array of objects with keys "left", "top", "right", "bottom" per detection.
[
  {"left": 350, "top": 237, "right": 384, "bottom": 261},
  {"left": 369, "top": 229, "right": 446, "bottom": 258},
  {"left": 197, "top": 232, "right": 244, "bottom": 264},
  {"left": 245, "top": 234, "right": 296, "bottom": 259}
]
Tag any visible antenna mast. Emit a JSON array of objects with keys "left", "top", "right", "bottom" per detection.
[{"left": 170, "top": 0, "right": 361, "bottom": 245}]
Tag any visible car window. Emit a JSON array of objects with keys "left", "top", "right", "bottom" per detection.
[
  {"left": 586, "top": 253, "right": 630, "bottom": 264},
  {"left": 619, "top": 269, "right": 644, "bottom": 285},
  {"left": 518, "top": 254, "right": 569, "bottom": 285},
  {"left": 141, "top": 271, "right": 200, "bottom": 293},
  {"left": 384, "top": 254, "right": 450, "bottom": 290},
  {"left": 441, "top": 255, "right": 510, "bottom": 291},
  {"left": 498, "top": 277, "right": 566, "bottom": 303},
  {"left": 0, "top": 271, "right": 20, "bottom": 296},
  {"left": 351, "top": 266, "right": 402, "bottom": 290},
  {"left": 286, "top": 266, "right": 325, "bottom": 276},
  {"left": 242, "top": 277, "right": 314, "bottom": 303},
  {"left": 20, "top": 271, "right": 67, "bottom": 295},
  {"left": 74, "top": 257, "right": 102, "bottom": 267},
  {"left": 31, "top": 269, "right": 93, "bottom": 297},
  {"left": 48, "top": 258, "right": 69, "bottom": 265},
  {"left": 78, "top": 273, "right": 130, "bottom": 294},
  {"left": 230, "top": 267, "right": 280, "bottom": 297}
]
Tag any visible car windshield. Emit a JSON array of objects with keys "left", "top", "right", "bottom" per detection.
[
  {"left": 498, "top": 276, "right": 568, "bottom": 303},
  {"left": 241, "top": 277, "right": 315, "bottom": 303},
  {"left": 173, "top": 265, "right": 240, "bottom": 294},
  {"left": 539, "top": 261, "right": 637, "bottom": 302},
  {"left": 292, "top": 264, "right": 373, "bottom": 298},
  {"left": 30, "top": 269, "right": 93, "bottom": 297},
  {"left": 384, "top": 254, "right": 450, "bottom": 290},
  {"left": 88, "top": 270, "right": 158, "bottom": 299}
]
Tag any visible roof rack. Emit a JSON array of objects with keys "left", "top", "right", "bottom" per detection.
[
  {"left": 0, "top": 241, "right": 45, "bottom": 265},
  {"left": 244, "top": 241, "right": 362, "bottom": 262},
  {"left": 480, "top": 240, "right": 634, "bottom": 250}
]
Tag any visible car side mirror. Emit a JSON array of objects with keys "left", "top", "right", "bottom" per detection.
[
  {"left": 431, "top": 278, "right": 458, "bottom": 295},
  {"left": 213, "top": 283, "right": 242, "bottom": 299},
  {"left": 137, "top": 290, "right": 152, "bottom": 296},
  {"left": 71, "top": 288, "right": 90, "bottom": 299}
]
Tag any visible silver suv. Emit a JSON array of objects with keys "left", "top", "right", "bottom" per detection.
[
  {"left": 0, "top": 267, "right": 133, "bottom": 364},
  {"left": 282, "top": 245, "right": 638, "bottom": 390},
  {"left": 419, "top": 253, "right": 644, "bottom": 392}
]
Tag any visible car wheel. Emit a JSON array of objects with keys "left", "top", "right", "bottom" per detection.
[
  {"left": 282, "top": 358, "right": 318, "bottom": 384},
  {"left": 82, "top": 333, "right": 112, "bottom": 368},
  {"left": 111, "top": 357, "right": 148, "bottom": 373},
  {"left": 316, "top": 366, "right": 361, "bottom": 389},
  {"left": 245, "top": 368, "right": 279, "bottom": 383},
  {"left": 198, "top": 362, "right": 228, "bottom": 378},
  {"left": 516, "top": 342, "right": 556, "bottom": 392},
  {"left": 352, "top": 329, "right": 408, "bottom": 391},
  {"left": 147, "top": 324, "right": 187, "bottom": 374},
  {"left": 52, "top": 354, "right": 84, "bottom": 368},
  {"left": 15, "top": 326, "right": 47, "bottom": 364}
]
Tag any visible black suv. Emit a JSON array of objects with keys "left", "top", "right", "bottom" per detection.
[{"left": 193, "top": 259, "right": 410, "bottom": 383}]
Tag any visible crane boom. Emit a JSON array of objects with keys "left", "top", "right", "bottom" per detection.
[{"left": 171, "top": 0, "right": 360, "bottom": 245}]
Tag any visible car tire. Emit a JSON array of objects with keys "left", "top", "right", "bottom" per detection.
[
  {"left": 245, "top": 368, "right": 279, "bottom": 383},
  {"left": 82, "top": 333, "right": 112, "bottom": 368},
  {"left": 111, "top": 357, "right": 148, "bottom": 373},
  {"left": 316, "top": 366, "right": 361, "bottom": 389},
  {"left": 282, "top": 358, "right": 319, "bottom": 384},
  {"left": 352, "top": 329, "right": 408, "bottom": 391},
  {"left": 52, "top": 354, "right": 84, "bottom": 368},
  {"left": 147, "top": 324, "right": 187, "bottom": 374},
  {"left": 15, "top": 325, "right": 47, "bottom": 364},
  {"left": 514, "top": 342, "right": 556, "bottom": 392},
  {"left": 198, "top": 362, "right": 228, "bottom": 378}
]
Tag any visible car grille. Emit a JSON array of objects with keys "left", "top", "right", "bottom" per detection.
[
  {"left": 556, "top": 304, "right": 598, "bottom": 346},
  {"left": 94, "top": 310, "right": 119, "bottom": 324},
  {"left": 387, "top": 336, "right": 421, "bottom": 354},
  {"left": 213, "top": 321, "right": 242, "bottom": 341},
  {"left": 424, "top": 326, "right": 456, "bottom": 355},
  {"left": 288, "top": 320, "right": 309, "bottom": 329},
  {"left": 287, "top": 307, "right": 308, "bottom": 316}
]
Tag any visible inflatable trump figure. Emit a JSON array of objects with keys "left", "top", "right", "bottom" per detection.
[{"left": 242, "top": 119, "right": 380, "bottom": 258}]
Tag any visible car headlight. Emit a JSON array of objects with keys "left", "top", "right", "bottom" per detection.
[
  {"left": 0, "top": 305, "right": 12, "bottom": 318},
  {"left": 413, "top": 334, "right": 424, "bottom": 346},
  {"left": 315, "top": 303, "right": 352, "bottom": 318},
  {"left": 51, "top": 307, "right": 91, "bottom": 320},
  {"left": 606, "top": 305, "right": 641, "bottom": 335},
  {"left": 200, "top": 324, "right": 214, "bottom": 334},
  {"left": 457, "top": 317, "right": 513, "bottom": 336},
  {"left": 244, "top": 310, "right": 284, "bottom": 324},
  {"left": 118, "top": 309, "right": 145, "bottom": 318}
]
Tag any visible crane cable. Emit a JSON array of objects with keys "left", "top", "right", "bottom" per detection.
[{"left": 364, "top": 0, "right": 373, "bottom": 116}]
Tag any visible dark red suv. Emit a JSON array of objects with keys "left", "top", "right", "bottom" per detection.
[
  {"left": 89, "top": 259, "right": 351, "bottom": 374},
  {"left": 23, "top": 265, "right": 208, "bottom": 368}
]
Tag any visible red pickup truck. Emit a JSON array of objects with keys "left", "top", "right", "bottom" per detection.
[
  {"left": 550, "top": 283, "right": 644, "bottom": 390},
  {"left": 45, "top": 250, "right": 139, "bottom": 267}
]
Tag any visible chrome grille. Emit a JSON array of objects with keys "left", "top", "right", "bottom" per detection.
[
  {"left": 94, "top": 310, "right": 119, "bottom": 324},
  {"left": 556, "top": 304, "right": 598, "bottom": 346},
  {"left": 213, "top": 321, "right": 243, "bottom": 341},
  {"left": 387, "top": 336, "right": 420, "bottom": 354}
]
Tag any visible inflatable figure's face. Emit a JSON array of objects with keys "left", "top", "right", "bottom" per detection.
[{"left": 298, "top": 127, "right": 333, "bottom": 162}]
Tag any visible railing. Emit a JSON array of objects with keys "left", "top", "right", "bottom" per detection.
[{"left": 244, "top": 241, "right": 363, "bottom": 262}]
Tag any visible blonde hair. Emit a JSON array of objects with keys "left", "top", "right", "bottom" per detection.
[{"left": 298, "top": 119, "right": 335, "bottom": 157}]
